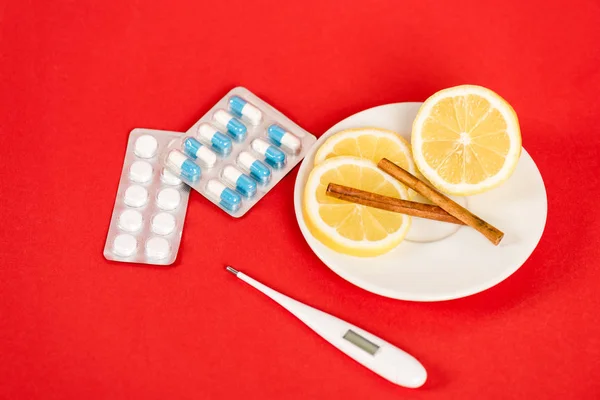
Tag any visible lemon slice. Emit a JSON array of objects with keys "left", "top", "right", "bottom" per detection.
[
  {"left": 412, "top": 85, "right": 521, "bottom": 195},
  {"left": 303, "top": 156, "right": 411, "bottom": 257},
  {"left": 313, "top": 127, "right": 416, "bottom": 174}
]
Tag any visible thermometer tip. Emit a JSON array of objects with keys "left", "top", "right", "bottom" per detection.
[{"left": 226, "top": 266, "right": 239, "bottom": 275}]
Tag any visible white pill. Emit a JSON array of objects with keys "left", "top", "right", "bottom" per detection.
[
  {"left": 151, "top": 212, "right": 176, "bottom": 235},
  {"left": 281, "top": 133, "right": 301, "bottom": 153},
  {"left": 161, "top": 168, "right": 182, "bottom": 186},
  {"left": 214, "top": 109, "right": 234, "bottom": 127},
  {"left": 267, "top": 124, "right": 302, "bottom": 154},
  {"left": 241, "top": 105, "right": 262, "bottom": 125},
  {"left": 166, "top": 150, "right": 202, "bottom": 182},
  {"left": 223, "top": 165, "right": 243, "bottom": 184},
  {"left": 167, "top": 149, "right": 187, "bottom": 168},
  {"left": 118, "top": 209, "right": 143, "bottom": 232},
  {"left": 134, "top": 135, "right": 158, "bottom": 158},
  {"left": 196, "top": 145, "right": 218, "bottom": 168},
  {"left": 183, "top": 136, "right": 218, "bottom": 168},
  {"left": 157, "top": 187, "right": 181, "bottom": 210},
  {"left": 251, "top": 138, "right": 269, "bottom": 154},
  {"left": 129, "top": 161, "right": 153, "bottom": 183},
  {"left": 229, "top": 95, "right": 263, "bottom": 125},
  {"left": 237, "top": 151, "right": 257, "bottom": 170},
  {"left": 207, "top": 179, "right": 227, "bottom": 197},
  {"left": 206, "top": 179, "right": 242, "bottom": 212},
  {"left": 113, "top": 233, "right": 137, "bottom": 257},
  {"left": 145, "top": 237, "right": 171, "bottom": 259},
  {"left": 222, "top": 165, "right": 257, "bottom": 198},
  {"left": 198, "top": 123, "right": 218, "bottom": 142},
  {"left": 124, "top": 185, "right": 149, "bottom": 207}
]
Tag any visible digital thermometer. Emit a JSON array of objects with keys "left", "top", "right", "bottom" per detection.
[{"left": 226, "top": 266, "right": 427, "bottom": 388}]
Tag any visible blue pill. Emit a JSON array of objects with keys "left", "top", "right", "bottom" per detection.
[
  {"left": 207, "top": 179, "right": 242, "bottom": 212},
  {"left": 229, "top": 95, "right": 262, "bottom": 125},
  {"left": 267, "top": 124, "right": 302, "bottom": 154},
  {"left": 229, "top": 96, "right": 246, "bottom": 117},
  {"left": 183, "top": 137, "right": 217, "bottom": 167},
  {"left": 251, "top": 138, "right": 286, "bottom": 169},
  {"left": 267, "top": 124, "right": 285, "bottom": 145},
  {"left": 223, "top": 166, "right": 257, "bottom": 198},
  {"left": 167, "top": 150, "right": 201, "bottom": 182},
  {"left": 197, "top": 123, "right": 232, "bottom": 156},
  {"left": 238, "top": 151, "right": 271, "bottom": 184},
  {"left": 183, "top": 136, "right": 202, "bottom": 158},
  {"left": 215, "top": 109, "right": 247, "bottom": 141}
]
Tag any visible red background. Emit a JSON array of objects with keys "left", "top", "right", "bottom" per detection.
[{"left": 1, "top": 1, "right": 599, "bottom": 399}]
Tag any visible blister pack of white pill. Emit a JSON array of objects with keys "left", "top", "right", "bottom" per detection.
[
  {"left": 104, "top": 128, "right": 190, "bottom": 265},
  {"left": 161, "top": 87, "right": 317, "bottom": 217}
]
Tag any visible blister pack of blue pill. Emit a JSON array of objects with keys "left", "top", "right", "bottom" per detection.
[
  {"left": 162, "top": 87, "right": 317, "bottom": 217},
  {"left": 104, "top": 129, "right": 190, "bottom": 265}
]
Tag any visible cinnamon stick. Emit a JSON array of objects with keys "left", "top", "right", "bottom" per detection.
[
  {"left": 377, "top": 158, "right": 504, "bottom": 245},
  {"left": 326, "top": 183, "right": 465, "bottom": 225}
]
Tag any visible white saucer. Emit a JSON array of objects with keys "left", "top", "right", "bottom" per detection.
[{"left": 293, "top": 102, "right": 547, "bottom": 301}]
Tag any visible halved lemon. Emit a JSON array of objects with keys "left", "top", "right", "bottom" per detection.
[
  {"left": 412, "top": 85, "right": 521, "bottom": 195},
  {"left": 313, "top": 127, "right": 416, "bottom": 174},
  {"left": 303, "top": 156, "right": 411, "bottom": 257}
]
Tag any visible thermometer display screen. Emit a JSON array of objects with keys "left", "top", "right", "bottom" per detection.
[{"left": 343, "top": 329, "right": 380, "bottom": 355}]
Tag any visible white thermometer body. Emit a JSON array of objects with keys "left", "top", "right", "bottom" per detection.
[{"left": 226, "top": 267, "right": 427, "bottom": 388}]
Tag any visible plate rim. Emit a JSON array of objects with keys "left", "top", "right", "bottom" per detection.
[{"left": 293, "top": 102, "right": 548, "bottom": 301}]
